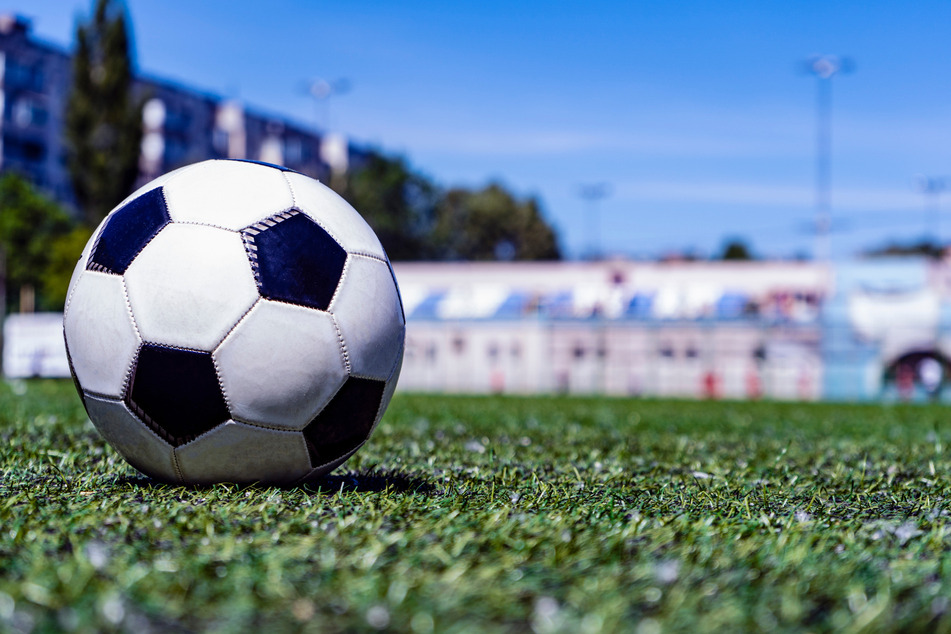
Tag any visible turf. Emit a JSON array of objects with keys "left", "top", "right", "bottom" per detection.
[{"left": 2, "top": 381, "right": 951, "bottom": 632}]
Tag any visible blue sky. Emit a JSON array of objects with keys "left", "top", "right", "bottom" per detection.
[{"left": 19, "top": 0, "right": 951, "bottom": 259}]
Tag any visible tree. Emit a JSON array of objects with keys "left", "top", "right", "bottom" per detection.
[
  {"left": 431, "top": 183, "right": 561, "bottom": 261},
  {"left": 864, "top": 240, "right": 945, "bottom": 259},
  {"left": 335, "top": 151, "right": 439, "bottom": 260},
  {"left": 0, "top": 174, "right": 88, "bottom": 312},
  {"left": 65, "top": 0, "right": 142, "bottom": 226},
  {"left": 336, "top": 151, "right": 561, "bottom": 261},
  {"left": 719, "top": 238, "right": 754, "bottom": 261}
]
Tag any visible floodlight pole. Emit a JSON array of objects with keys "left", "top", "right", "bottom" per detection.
[
  {"left": 308, "top": 77, "right": 350, "bottom": 132},
  {"left": 308, "top": 77, "right": 351, "bottom": 189},
  {"left": 805, "top": 55, "right": 850, "bottom": 262},
  {"left": 579, "top": 183, "right": 611, "bottom": 260},
  {"left": 916, "top": 176, "right": 946, "bottom": 246}
]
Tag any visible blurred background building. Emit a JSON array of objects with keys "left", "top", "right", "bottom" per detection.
[
  {"left": 395, "top": 257, "right": 951, "bottom": 402},
  {"left": 0, "top": 14, "right": 362, "bottom": 211}
]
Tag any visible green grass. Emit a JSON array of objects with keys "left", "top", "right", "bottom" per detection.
[{"left": 3, "top": 381, "right": 951, "bottom": 632}]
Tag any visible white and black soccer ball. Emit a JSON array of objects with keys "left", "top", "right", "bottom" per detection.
[{"left": 63, "top": 159, "right": 405, "bottom": 485}]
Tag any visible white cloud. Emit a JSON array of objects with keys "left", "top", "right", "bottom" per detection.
[
  {"left": 365, "top": 126, "right": 804, "bottom": 159},
  {"left": 610, "top": 180, "right": 920, "bottom": 212}
]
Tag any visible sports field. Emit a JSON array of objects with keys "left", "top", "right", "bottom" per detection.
[{"left": 2, "top": 380, "right": 951, "bottom": 632}]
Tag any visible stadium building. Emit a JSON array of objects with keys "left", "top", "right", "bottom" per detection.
[
  {"left": 0, "top": 13, "right": 357, "bottom": 210},
  {"left": 393, "top": 257, "right": 951, "bottom": 402}
]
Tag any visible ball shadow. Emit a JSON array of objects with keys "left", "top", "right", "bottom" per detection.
[
  {"left": 108, "top": 468, "right": 435, "bottom": 495},
  {"left": 304, "top": 469, "right": 435, "bottom": 495}
]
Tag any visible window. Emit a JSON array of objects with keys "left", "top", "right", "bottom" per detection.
[
  {"left": 284, "top": 137, "right": 302, "bottom": 164},
  {"left": 4, "top": 134, "right": 46, "bottom": 163},
  {"left": 8, "top": 98, "right": 48, "bottom": 128},
  {"left": 6, "top": 60, "right": 44, "bottom": 92},
  {"left": 212, "top": 129, "right": 229, "bottom": 156}
]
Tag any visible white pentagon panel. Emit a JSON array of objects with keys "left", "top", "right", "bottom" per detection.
[
  {"left": 174, "top": 421, "right": 311, "bottom": 485},
  {"left": 214, "top": 300, "right": 347, "bottom": 430},
  {"left": 63, "top": 271, "right": 139, "bottom": 397},
  {"left": 285, "top": 172, "right": 386, "bottom": 259},
  {"left": 125, "top": 223, "right": 258, "bottom": 350},
  {"left": 331, "top": 255, "right": 405, "bottom": 380},
  {"left": 163, "top": 160, "right": 294, "bottom": 230},
  {"left": 84, "top": 394, "right": 179, "bottom": 483}
]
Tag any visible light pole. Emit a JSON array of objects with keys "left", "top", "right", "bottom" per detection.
[
  {"left": 804, "top": 55, "right": 852, "bottom": 261},
  {"left": 307, "top": 77, "right": 351, "bottom": 131},
  {"left": 578, "top": 183, "right": 611, "bottom": 259},
  {"left": 307, "top": 77, "right": 351, "bottom": 188},
  {"left": 915, "top": 175, "right": 946, "bottom": 247}
]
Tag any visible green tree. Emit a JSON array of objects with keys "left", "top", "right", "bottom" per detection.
[
  {"left": 864, "top": 240, "right": 945, "bottom": 259},
  {"left": 0, "top": 174, "right": 88, "bottom": 312},
  {"left": 336, "top": 151, "right": 439, "bottom": 260},
  {"left": 719, "top": 238, "right": 754, "bottom": 261},
  {"left": 65, "top": 0, "right": 142, "bottom": 226},
  {"left": 432, "top": 183, "right": 561, "bottom": 261}
]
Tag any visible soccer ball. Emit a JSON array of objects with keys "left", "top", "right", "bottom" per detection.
[{"left": 63, "top": 159, "right": 405, "bottom": 485}]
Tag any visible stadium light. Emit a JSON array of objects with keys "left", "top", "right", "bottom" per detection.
[
  {"left": 306, "top": 77, "right": 352, "bottom": 185},
  {"left": 915, "top": 175, "right": 947, "bottom": 245},
  {"left": 578, "top": 183, "right": 612, "bottom": 260},
  {"left": 802, "top": 55, "right": 853, "bottom": 261},
  {"left": 306, "top": 77, "right": 351, "bottom": 132}
]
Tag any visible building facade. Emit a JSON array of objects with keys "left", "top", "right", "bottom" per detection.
[
  {"left": 394, "top": 258, "right": 951, "bottom": 402},
  {"left": 0, "top": 14, "right": 357, "bottom": 211}
]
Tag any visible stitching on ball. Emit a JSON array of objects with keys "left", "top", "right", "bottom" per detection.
[
  {"left": 229, "top": 417, "right": 304, "bottom": 434},
  {"left": 121, "top": 277, "right": 143, "bottom": 343},
  {"left": 241, "top": 208, "right": 301, "bottom": 289},
  {"left": 348, "top": 371, "right": 387, "bottom": 381},
  {"left": 120, "top": 279, "right": 142, "bottom": 398},
  {"left": 280, "top": 178, "right": 344, "bottom": 248},
  {"left": 211, "top": 298, "right": 259, "bottom": 413},
  {"left": 172, "top": 220, "right": 241, "bottom": 233},
  {"left": 330, "top": 312, "right": 351, "bottom": 375},
  {"left": 325, "top": 254, "right": 350, "bottom": 313},
  {"left": 212, "top": 296, "right": 259, "bottom": 353},
  {"left": 85, "top": 223, "right": 107, "bottom": 272},
  {"left": 63, "top": 269, "right": 83, "bottom": 320},
  {"left": 348, "top": 251, "right": 388, "bottom": 264},
  {"left": 281, "top": 171, "right": 297, "bottom": 207},
  {"left": 127, "top": 396, "right": 182, "bottom": 446},
  {"left": 368, "top": 340, "right": 405, "bottom": 435},
  {"left": 81, "top": 387, "right": 124, "bottom": 401},
  {"left": 171, "top": 449, "right": 185, "bottom": 483},
  {"left": 85, "top": 261, "right": 115, "bottom": 275}
]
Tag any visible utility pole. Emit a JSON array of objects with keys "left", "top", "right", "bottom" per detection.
[
  {"left": 578, "top": 183, "right": 611, "bottom": 260},
  {"left": 307, "top": 77, "right": 351, "bottom": 190},
  {"left": 804, "top": 55, "right": 852, "bottom": 261},
  {"left": 916, "top": 176, "right": 946, "bottom": 247}
]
